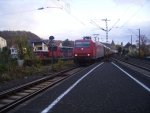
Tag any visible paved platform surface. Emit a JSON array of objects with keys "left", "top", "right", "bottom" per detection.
[{"left": 10, "top": 62, "right": 150, "bottom": 113}]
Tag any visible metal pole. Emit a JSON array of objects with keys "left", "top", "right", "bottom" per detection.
[
  {"left": 102, "top": 18, "right": 110, "bottom": 43},
  {"left": 106, "top": 19, "right": 108, "bottom": 43},
  {"left": 51, "top": 42, "right": 53, "bottom": 66},
  {"left": 131, "top": 35, "right": 132, "bottom": 45},
  {"left": 49, "top": 36, "right": 54, "bottom": 71},
  {"left": 138, "top": 29, "right": 141, "bottom": 57}
]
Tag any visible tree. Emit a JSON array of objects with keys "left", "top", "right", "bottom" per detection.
[
  {"left": 117, "top": 46, "right": 122, "bottom": 55},
  {"left": 136, "top": 35, "right": 150, "bottom": 57},
  {"left": 111, "top": 40, "right": 115, "bottom": 46},
  {"left": 25, "top": 46, "right": 34, "bottom": 60},
  {"left": 0, "top": 47, "right": 10, "bottom": 64},
  {"left": 111, "top": 40, "right": 116, "bottom": 50},
  {"left": 15, "top": 33, "right": 29, "bottom": 60}
]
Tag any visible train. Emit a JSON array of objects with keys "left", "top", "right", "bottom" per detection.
[
  {"left": 48, "top": 46, "right": 73, "bottom": 59},
  {"left": 34, "top": 37, "right": 112, "bottom": 65},
  {"left": 35, "top": 46, "right": 73, "bottom": 60},
  {"left": 73, "top": 37, "right": 111, "bottom": 65}
]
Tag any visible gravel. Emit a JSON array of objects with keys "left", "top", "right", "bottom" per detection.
[{"left": 0, "top": 75, "right": 45, "bottom": 92}]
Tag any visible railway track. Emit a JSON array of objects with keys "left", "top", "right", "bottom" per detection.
[
  {"left": 112, "top": 55, "right": 150, "bottom": 72},
  {"left": 111, "top": 56, "right": 150, "bottom": 80},
  {"left": 0, "top": 67, "right": 84, "bottom": 113},
  {"left": 126, "top": 57, "right": 150, "bottom": 67}
]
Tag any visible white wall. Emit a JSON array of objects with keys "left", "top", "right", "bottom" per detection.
[{"left": 0, "top": 36, "right": 7, "bottom": 50}]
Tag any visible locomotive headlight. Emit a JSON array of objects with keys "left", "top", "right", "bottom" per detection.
[
  {"left": 87, "top": 54, "right": 90, "bottom": 56},
  {"left": 75, "top": 54, "right": 78, "bottom": 56}
]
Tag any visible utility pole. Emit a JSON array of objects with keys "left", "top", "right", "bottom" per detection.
[
  {"left": 138, "top": 29, "right": 141, "bottom": 57},
  {"left": 131, "top": 35, "right": 132, "bottom": 45},
  {"left": 49, "top": 36, "right": 55, "bottom": 71},
  {"left": 102, "top": 18, "right": 110, "bottom": 43}
]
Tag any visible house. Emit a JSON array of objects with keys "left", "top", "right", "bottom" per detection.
[
  {"left": 32, "top": 39, "right": 63, "bottom": 52},
  {"left": 124, "top": 42, "right": 137, "bottom": 55},
  {"left": 10, "top": 47, "right": 18, "bottom": 58},
  {"left": 0, "top": 36, "right": 7, "bottom": 51},
  {"left": 32, "top": 41, "right": 48, "bottom": 52}
]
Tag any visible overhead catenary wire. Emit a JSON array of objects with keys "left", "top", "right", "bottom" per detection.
[
  {"left": 112, "top": 0, "right": 149, "bottom": 43},
  {"left": 51, "top": 0, "right": 86, "bottom": 26},
  {"left": 108, "top": 19, "right": 120, "bottom": 31},
  {"left": 107, "top": 0, "right": 148, "bottom": 30},
  {"left": 120, "top": 0, "right": 148, "bottom": 28},
  {"left": 89, "top": 0, "right": 135, "bottom": 32},
  {"left": 88, "top": 0, "right": 135, "bottom": 43},
  {"left": 112, "top": 0, "right": 135, "bottom": 27}
]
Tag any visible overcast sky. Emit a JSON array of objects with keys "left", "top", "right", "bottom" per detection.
[{"left": 0, "top": 0, "right": 150, "bottom": 45}]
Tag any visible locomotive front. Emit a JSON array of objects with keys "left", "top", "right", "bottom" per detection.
[{"left": 73, "top": 39, "right": 95, "bottom": 64}]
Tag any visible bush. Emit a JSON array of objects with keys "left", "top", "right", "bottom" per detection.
[
  {"left": 53, "top": 60, "right": 64, "bottom": 71},
  {"left": 52, "top": 60, "right": 74, "bottom": 71},
  {"left": 0, "top": 64, "right": 8, "bottom": 74},
  {"left": 0, "top": 73, "right": 12, "bottom": 82},
  {"left": 25, "top": 59, "right": 41, "bottom": 67}
]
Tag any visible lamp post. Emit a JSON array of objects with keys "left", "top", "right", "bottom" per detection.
[{"left": 49, "top": 36, "right": 54, "bottom": 71}]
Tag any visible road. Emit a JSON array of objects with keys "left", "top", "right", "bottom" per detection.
[{"left": 10, "top": 62, "right": 150, "bottom": 113}]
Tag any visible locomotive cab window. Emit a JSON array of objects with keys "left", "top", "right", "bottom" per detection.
[{"left": 75, "top": 41, "right": 90, "bottom": 47}]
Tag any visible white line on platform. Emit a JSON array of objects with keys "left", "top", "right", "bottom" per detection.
[
  {"left": 41, "top": 62, "right": 104, "bottom": 113},
  {"left": 112, "top": 62, "right": 150, "bottom": 93}
]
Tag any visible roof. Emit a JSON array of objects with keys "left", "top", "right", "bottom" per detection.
[
  {"left": 101, "top": 42, "right": 112, "bottom": 48},
  {"left": 124, "top": 42, "right": 136, "bottom": 49},
  {"left": 0, "top": 36, "right": 6, "bottom": 41},
  {"left": 32, "top": 39, "right": 63, "bottom": 47},
  {"left": 124, "top": 42, "right": 131, "bottom": 48}
]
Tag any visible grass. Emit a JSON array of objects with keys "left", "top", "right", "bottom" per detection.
[
  {"left": 0, "top": 60, "right": 75, "bottom": 83},
  {"left": 52, "top": 60, "right": 74, "bottom": 71}
]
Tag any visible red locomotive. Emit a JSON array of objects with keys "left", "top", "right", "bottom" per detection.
[{"left": 73, "top": 36, "right": 110, "bottom": 65}]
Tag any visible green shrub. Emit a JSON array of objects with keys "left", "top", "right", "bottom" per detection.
[
  {"left": 52, "top": 60, "right": 64, "bottom": 71},
  {"left": 0, "top": 64, "right": 8, "bottom": 74},
  {"left": 52, "top": 60, "right": 74, "bottom": 71},
  {"left": 0, "top": 73, "right": 12, "bottom": 82}
]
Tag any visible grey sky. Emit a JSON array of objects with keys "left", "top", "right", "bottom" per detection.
[{"left": 0, "top": 0, "right": 150, "bottom": 45}]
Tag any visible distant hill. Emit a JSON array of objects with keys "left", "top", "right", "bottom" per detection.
[{"left": 0, "top": 30, "right": 42, "bottom": 47}]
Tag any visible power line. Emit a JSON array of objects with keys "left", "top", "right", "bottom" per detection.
[
  {"left": 90, "top": 20, "right": 105, "bottom": 31},
  {"left": 52, "top": 0, "right": 86, "bottom": 26},
  {"left": 120, "top": 1, "right": 147, "bottom": 27},
  {"left": 108, "top": 19, "right": 120, "bottom": 31}
]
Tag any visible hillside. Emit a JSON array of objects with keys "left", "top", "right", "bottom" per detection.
[{"left": 0, "top": 31, "right": 42, "bottom": 47}]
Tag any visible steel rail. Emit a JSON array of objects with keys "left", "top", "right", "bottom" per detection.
[
  {"left": 0, "top": 67, "right": 79, "bottom": 113},
  {"left": 112, "top": 57, "right": 150, "bottom": 72}
]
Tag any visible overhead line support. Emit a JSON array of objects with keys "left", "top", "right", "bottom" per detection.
[{"left": 102, "top": 18, "right": 110, "bottom": 43}]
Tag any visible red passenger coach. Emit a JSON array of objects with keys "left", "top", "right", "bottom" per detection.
[
  {"left": 34, "top": 46, "right": 73, "bottom": 60},
  {"left": 48, "top": 46, "right": 73, "bottom": 59},
  {"left": 74, "top": 37, "right": 106, "bottom": 64}
]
